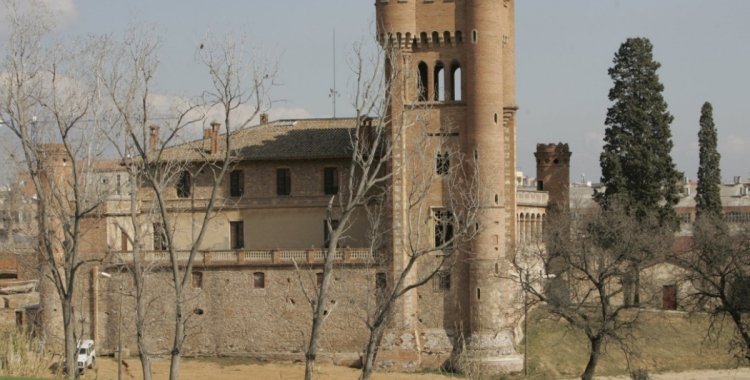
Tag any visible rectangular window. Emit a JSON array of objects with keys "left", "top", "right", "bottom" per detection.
[
  {"left": 316, "top": 273, "right": 323, "bottom": 287},
  {"left": 253, "top": 272, "right": 265, "bottom": 289},
  {"left": 176, "top": 171, "right": 191, "bottom": 198},
  {"left": 376, "top": 272, "right": 387, "bottom": 290},
  {"left": 121, "top": 231, "right": 129, "bottom": 251},
  {"left": 437, "top": 271, "right": 451, "bottom": 290},
  {"left": 116, "top": 174, "right": 122, "bottom": 195},
  {"left": 436, "top": 152, "right": 450, "bottom": 175},
  {"left": 192, "top": 272, "right": 203, "bottom": 288},
  {"left": 230, "top": 170, "right": 244, "bottom": 197},
  {"left": 230, "top": 221, "right": 244, "bottom": 249},
  {"left": 324, "top": 219, "right": 340, "bottom": 248},
  {"left": 324, "top": 167, "right": 339, "bottom": 195},
  {"left": 277, "top": 168, "right": 291, "bottom": 195},
  {"left": 434, "top": 210, "right": 454, "bottom": 248},
  {"left": 153, "top": 223, "right": 167, "bottom": 251},
  {"left": 536, "top": 180, "right": 544, "bottom": 191}
]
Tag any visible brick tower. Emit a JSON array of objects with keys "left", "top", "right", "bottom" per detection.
[
  {"left": 376, "top": 0, "right": 522, "bottom": 372},
  {"left": 535, "top": 143, "right": 572, "bottom": 209}
]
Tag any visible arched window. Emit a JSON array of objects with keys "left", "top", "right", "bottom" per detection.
[
  {"left": 432, "top": 31, "right": 440, "bottom": 46},
  {"left": 455, "top": 31, "right": 463, "bottom": 44},
  {"left": 450, "top": 62, "right": 461, "bottom": 101},
  {"left": 443, "top": 31, "right": 451, "bottom": 45},
  {"left": 417, "top": 62, "right": 428, "bottom": 102},
  {"left": 434, "top": 61, "right": 445, "bottom": 101},
  {"left": 420, "top": 32, "right": 428, "bottom": 46}
]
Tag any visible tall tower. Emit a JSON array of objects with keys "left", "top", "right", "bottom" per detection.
[{"left": 376, "top": 0, "right": 522, "bottom": 373}]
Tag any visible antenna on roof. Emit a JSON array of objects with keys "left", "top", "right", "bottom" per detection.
[{"left": 329, "top": 29, "right": 339, "bottom": 118}]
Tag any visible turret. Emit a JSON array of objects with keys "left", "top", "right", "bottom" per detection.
[{"left": 535, "top": 143, "right": 572, "bottom": 209}]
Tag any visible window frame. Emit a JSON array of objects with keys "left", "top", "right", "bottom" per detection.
[
  {"left": 324, "top": 167, "right": 339, "bottom": 195},
  {"left": 277, "top": 168, "right": 291, "bottom": 196},
  {"left": 230, "top": 221, "right": 245, "bottom": 249},
  {"left": 153, "top": 222, "right": 167, "bottom": 251},
  {"left": 253, "top": 272, "right": 266, "bottom": 289},
  {"left": 433, "top": 209, "right": 454, "bottom": 249},
  {"left": 192, "top": 271, "right": 203, "bottom": 289},
  {"left": 230, "top": 170, "right": 244, "bottom": 197},
  {"left": 176, "top": 170, "right": 192, "bottom": 198}
]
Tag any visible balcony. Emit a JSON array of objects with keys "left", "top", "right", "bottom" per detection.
[
  {"left": 516, "top": 189, "right": 548, "bottom": 207},
  {"left": 112, "top": 248, "right": 375, "bottom": 267}
]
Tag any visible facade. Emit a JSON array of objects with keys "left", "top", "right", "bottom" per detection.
[{"left": 30, "top": 0, "right": 567, "bottom": 374}]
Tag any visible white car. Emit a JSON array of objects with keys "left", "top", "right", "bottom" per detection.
[{"left": 76, "top": 340, "right": 96, "bottom": 373}]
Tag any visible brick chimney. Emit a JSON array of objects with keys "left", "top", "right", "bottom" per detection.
[
  {"left": 260, "top": 113, "right": 269, "bottom": 125},
  {"left": 358, "top": 117, "right": 373, "bottom": 153},
  {"left": 209, "top": 121, "right": 221, "bottom": 155},
  {"left": 149, "top": 125, "right": 159, "bottom": 152}
]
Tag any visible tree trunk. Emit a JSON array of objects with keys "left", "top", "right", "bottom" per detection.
[
  {"left": 136, "top": 290, "right": 152, "bottom": 380},
  {"left": 62, "top": 297, "right": 77, "bottom": 379},
  {"left": 581, "top": 337, "right": 603, "bottom": 380},
  {"left": 359, "top": 324, "right": 386, "bottom": 380},
  {"left": 169, "top": 296, "right": 184, "bottom": 380},
  {"left": 304, "top": 306, "right": 323, "bottom": 380}
]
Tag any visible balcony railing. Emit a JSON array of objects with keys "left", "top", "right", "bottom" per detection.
[{"left": 113, "top": 248, "right": 374, "bottom": 267}]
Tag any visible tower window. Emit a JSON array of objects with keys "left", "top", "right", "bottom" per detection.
[
  {"left": 437, "top": 271, "right": 451, "bottom": 290},
  {"left": 432, "top": 31, "right": 440, "bottom": 46},
  {"left": 417, "top": 62, "right": 428, "bottom": 102},
  {"left": 455, "top": 31, "right": 463, "bottom": 44},
  {"left": 494, "top": 113, "right": 498, "bottom": 124},
  {"left": 434, "top": 210, "right": 454, "bottom": 248},
  {"left": 450, "top": 62, "right": 461, "bottom": 101},
  {"left": 443, "top": 31, "right": 451, "bottom": 45},
  {"left": 434, "top": 61, "right": 445, "bottom": 101},
  {"left": 436, "top": 152, "right": 450, "bottom": 175},
  {"left": 537, "top": 180, "right": 544, "bottom": 191},
  {"left": 471, "top": 29, "right": 478, "bottom": 44},
  {"left": 277, "top": 168, "right": 291, "bottom": 195}
]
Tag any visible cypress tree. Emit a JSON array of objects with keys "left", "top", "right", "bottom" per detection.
[
  {"left": 596, "top": 37, "right": 682, "bottom": 229},
  {"left": 695, "top": 102, "right": 722, "bottom": 217}
]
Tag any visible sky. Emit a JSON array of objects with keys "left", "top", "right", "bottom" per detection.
[{"left": 18, "top": 0, "right": 750, "bottom": 184}]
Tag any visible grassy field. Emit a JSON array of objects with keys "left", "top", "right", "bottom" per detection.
[
  {"left": 3, "top": 308, "right": 747, "bottom": 379},
  {"left": 520, "top": 307, "right": 744, "bottom": 379}
]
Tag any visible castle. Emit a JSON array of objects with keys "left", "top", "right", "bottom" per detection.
[{"left": 6, "top": 0, "right": 574, "bottom": 374}]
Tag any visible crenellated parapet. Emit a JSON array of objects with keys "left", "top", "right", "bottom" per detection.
[{"left": 378, "top": 30, "right": 464, "bottom": 50}]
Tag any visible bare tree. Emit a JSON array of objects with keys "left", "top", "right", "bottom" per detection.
[
  {"left": 94, "top": 20, "right": 194, "bottom": 380},
  {"left": 0, "top": 1, "right": 111, "bottom": 377},
  {"left": 514, "top": 203, "right": 672, "bottom": 380},
  {"left": 671, "top": 213, "right": 750, "bottom": 361},
  {"left": 293, "top": 35, "right": 485, "bottom": 380}
]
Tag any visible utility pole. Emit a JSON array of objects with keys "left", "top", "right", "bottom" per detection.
[{"left": 329, "top": 29, "right": 339, "bottom": 117}]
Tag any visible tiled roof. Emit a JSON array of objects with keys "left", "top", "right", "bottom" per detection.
[{"left": 159, "top": 118, "right": 359, "bottom": 161}]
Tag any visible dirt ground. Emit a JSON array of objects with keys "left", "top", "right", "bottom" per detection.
[
  {"left": 85, "top": 356, "right": 455, "bottom": 380},
  {"left": 80, "top": 356, "right": 750, "bottom": 380}
]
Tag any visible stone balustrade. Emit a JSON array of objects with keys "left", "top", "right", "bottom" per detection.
[
  {"left": 113, "top": 248, "right": 374, "bottom": 267},
  {"left": 516, "top": 189, "right": 548, "bottom": 207}
]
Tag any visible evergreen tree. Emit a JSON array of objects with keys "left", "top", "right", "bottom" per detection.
[
  {"left": 695, "top": 102, "right": 722, "bottom": 217},
  {"left": 596, "top": 37, "right": 682, "bottom": 229}
]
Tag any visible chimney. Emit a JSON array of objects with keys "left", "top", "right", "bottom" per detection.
[
  {"left": 149, "top": 125, "right": 159, "bottom": 152},
  {"left": 358, "top": 117, "right": 373, "bottom": 153},
  {"left": 260, "top": 113, "right": 269, "bottom": 125},
  {"left": 209, "top": 121, "right": 221, "bottom": 155}
]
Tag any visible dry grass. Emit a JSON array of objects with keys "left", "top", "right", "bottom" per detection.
[
  {"left": 519, "top": 307, "right": 744, "bottom": 379},
  {"left": 0, "top": 326, "right": 53, "bottom": 378}
]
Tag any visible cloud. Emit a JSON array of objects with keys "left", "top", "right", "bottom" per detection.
[
  {"left": 0, "top": 0, "right": 78, "bottom": 37},
  {"left": 584, "top": 131, "right": 604, "bottom": 151}
]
